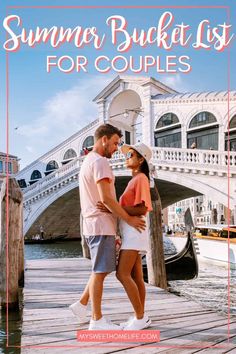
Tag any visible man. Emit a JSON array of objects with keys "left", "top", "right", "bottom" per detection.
[{"left": 70, "top": 124, "right": 145, "bottom": 330}]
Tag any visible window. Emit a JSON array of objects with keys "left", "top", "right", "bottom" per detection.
[
  {"left": 155, "top": 113, "right": 181, "bottom": 148},
  {"left": 82, "top": 136, "right": 94, "bottom": 150},
  {"left": 125, "top": 131, "right": 131, "bottom": 144},
  {"left": 0, "top": 161, "right": 3, "bottom": 173},
  {"left": 188, "top": 112, "right": 218, "bottom": 150},
  {"left": 4, "top": 162, "right": 12, "bottom": 174},
  {"left": 30, "top": 170, "right": 42, "bottom": 180},
  {"left": 8, "top": 162, "right": 12, "bottom": 174},
  {"left": 18, "top": 179, "right": 27, "bottom": 188},
  {"left": 229, "top": 115, "right": 236, "bottom": 130},
  {"left": 189, "top": 112, "right": 217, "bottom": 129},
  {"left": 46, "top": 160, "right": 59, "bottom": 171},
  {"left": 63, "top": 149, "right": 77, "bottom": 160},
  {"left": 45, "top": 160, "right": 59, "bottom": 176},
  {"left": 156, "top": 113, "right": 179, "bottom": 129},
  {"left": 225, "top": 115, "right": 236, "bottom": 151}
]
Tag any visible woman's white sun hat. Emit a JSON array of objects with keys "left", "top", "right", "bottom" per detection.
[{"left": 120, "top": 143, "right": 152, "bottom": 163}]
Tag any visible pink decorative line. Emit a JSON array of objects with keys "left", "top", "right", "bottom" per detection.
[
  {"left": 7, "top": 5, "right": 229, "bottom": 9},
  {"left": 226, "top": 6, "right": 231, "bottom": 342},
  {"left": 6, "top": 4, "right": 9, "bottom": 347},
  {"left": 10, "top": 343, "right": 228, "bottom": 349}
]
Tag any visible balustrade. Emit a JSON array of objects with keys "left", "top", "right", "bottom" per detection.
[{"left": 22, "top": 147, "right": 236, "bottom": 204}]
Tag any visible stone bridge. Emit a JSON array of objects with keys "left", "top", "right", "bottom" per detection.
[{"left": 22, "top": 147, "right": 236, "bottom": 238}]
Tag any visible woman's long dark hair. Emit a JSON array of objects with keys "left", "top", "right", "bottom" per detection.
[{"left": 136, "top": 151, "right": 150, "bottom": 181}]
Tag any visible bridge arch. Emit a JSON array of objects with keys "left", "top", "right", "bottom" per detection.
[
  {"left": 24, "top": 170, "right": 232, "bottom": 237},
  {"left": 107, "top": 88, "right": 144, "bottom": 144}
]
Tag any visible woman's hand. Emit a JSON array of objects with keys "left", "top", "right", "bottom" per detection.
[{"left": 96, "top": 201, "right": 111, "bottom": 213}]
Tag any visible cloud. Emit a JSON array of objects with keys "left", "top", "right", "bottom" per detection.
[
  {"left": 26, "top": 146, "right": 34, "bottom": 153},
  {"left": 14, "top": 75, "right": 113, "bottom": 167},
  {"left": 162, "top": 74, "right": 190, "bottom": 92},
  {"left": 18, "top": 75, "right": 113, "bottom": 139}
]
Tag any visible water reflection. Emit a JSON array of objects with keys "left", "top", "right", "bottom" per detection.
[
  {"left": 24, "top": 239, "right": 83, "bottom": 259},
  {"left": 169, "top": 263, "right": 236, "bottom": 316},
  {"left": 0, "top": 295, "right": 22, "bottom": 354}
]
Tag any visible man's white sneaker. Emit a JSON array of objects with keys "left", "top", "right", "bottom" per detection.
[
  {"left": 89, "top": 316, "right": 122, "bottom": 330},
  {"left": 123, "top": 315, "right": 151, "bottom": 330},
  {"left": 69, "top": 300, "right": 88, "bottom": 324}
]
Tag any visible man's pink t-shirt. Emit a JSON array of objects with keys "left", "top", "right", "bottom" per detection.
[
  {"left": 119, "top": 173, "right": 152, "bottom": 213},
  {"left": 79, "top": 151, "right": 117, "bottom": 236}
]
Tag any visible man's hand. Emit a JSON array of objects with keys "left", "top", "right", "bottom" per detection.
[
  {"left": 127, "top": 215, "right": 146, "bottom": 233},
  {"left": 96, "top": 201, "right": 111, "bottom": 213}
]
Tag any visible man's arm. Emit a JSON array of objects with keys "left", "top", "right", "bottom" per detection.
[
  {"left": 97, "top": 178, "right": 146, "bottom": 232},
  {"left": 122, "top": 203, "right": 148, "bottom": 216},
  {"left": 97, "top": 201, "right": 147, "bottom": 216}
]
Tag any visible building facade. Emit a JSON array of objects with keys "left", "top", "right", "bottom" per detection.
[
  {"left": 0, "top": 152, "right": 20, "bottom": 177},
  {"left": 166, "top": 196, "right": 232, "bottom": 232}
]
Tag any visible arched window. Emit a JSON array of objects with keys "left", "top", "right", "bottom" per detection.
[
  {"left": 156, "top": 113, "right": 179, "bottom": 129},
  {"left": 229, "top": 115, "right": 236, "bottom": 130},
  {"left": 31, "top": 170, "right": 42, "bottom": 180},
  {"left": 187, "top": 111, "right": 218, "bottom": 150},
  {"left": 82, "top": 136, "right": 94, "bottom": 150},
  {"left": 63, "top": 149, "right": 77, "bottom": 160},
  {"left": 189, "top": 111, "right": 217, "bottom": 129},
  {"left": 154, "top": 113, "right": 181, "bottom": 148},
  {"left": 62, "top": 149, "right": 77, "bottom": 164},
  {"left": 45, "top": 160, "right": 59, "bottom": 176},
  {"left": 30, "top": 170, "right": 42, "bottom": 184},
  {"left": 46, "top": 160, "right": 59, "bottom": 171},
  {"left": 225, "top": 115, "right": 236, "bottom": 151},
  {"left": 17, "top": 179, "right": 27, "bottom": 188}
]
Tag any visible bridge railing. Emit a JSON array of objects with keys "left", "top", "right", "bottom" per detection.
[
  {"left": 22, "top": 147, "right": 236, "bottom": 201},
  {"left": 151, "top": 147, "right": 236, "bottom": 170},
  {"left": 23, "top": 156, "right": 85, "bottom": 199}
]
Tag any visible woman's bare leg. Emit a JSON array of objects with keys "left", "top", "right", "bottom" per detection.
[
  {"left": 131, "top": 255, "right": 146, "bottom": 312},
  {"left": 116, "top": 250, "right": 144, "bottom": 319}
]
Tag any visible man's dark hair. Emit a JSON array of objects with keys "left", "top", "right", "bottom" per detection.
[{"left": 94, "top": 124, "right": 122, "bottom": 141}]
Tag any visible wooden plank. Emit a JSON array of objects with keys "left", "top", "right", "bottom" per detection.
[{"left": 21, "top": 258, "right": 236, "bottom": 354}]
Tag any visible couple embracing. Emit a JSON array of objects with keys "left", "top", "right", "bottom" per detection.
[{"left": 70, "top": 123, "right": 152, "bottom": 331}]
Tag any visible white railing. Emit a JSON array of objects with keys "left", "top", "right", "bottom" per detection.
[
  {"left": 23, "top": 157, "right": 85, "bottom": 200},
  {"left": 151, "top": 147, "right": 236, "bottom": 169},
  {"left": 22, "top": 147, "right": 236, "bottom": 203}
]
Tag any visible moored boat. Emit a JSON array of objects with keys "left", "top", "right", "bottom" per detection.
[
  {"left": 143, "top": 232, "right": 199, "bottom": 282},
  {"left": 167, "top": 225, "right": 236, "bottom": 269},
  {"left": 24, "top": 234, "right": 66, "bottom": 244}
]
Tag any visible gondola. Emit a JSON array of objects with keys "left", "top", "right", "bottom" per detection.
[
  {"left": 24, "top": 235, "right": 66, "bottom": 244},
  {"left": 142, "top": 232, "right": 199, "bottom": 282}
]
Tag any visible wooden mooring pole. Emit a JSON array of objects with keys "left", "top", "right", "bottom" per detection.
[
  {"left": 147, "top": 181, "right": 167, "bottom": 289},
  {"left": 0, "top": 177, "right": 24, "bottom": 310}
]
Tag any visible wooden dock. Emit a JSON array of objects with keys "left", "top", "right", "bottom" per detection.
[{"left": 20, "top": 258, "right": 236, "bottom": 353}]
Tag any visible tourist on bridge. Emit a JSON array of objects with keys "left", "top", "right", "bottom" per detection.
[{"left": 69, "top": 123, "right": 146, "bottom": 330}]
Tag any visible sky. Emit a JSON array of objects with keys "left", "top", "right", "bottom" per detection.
[{"left": 0, "top": 0, "right": 236, "bottom": 169}]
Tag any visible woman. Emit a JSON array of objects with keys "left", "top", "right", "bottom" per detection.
[{"left": 114, "top": 142, "right": 153, "bottom": 330}]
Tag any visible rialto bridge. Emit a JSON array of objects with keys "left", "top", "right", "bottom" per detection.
[{"left": 15, "top": 76, "right": 236, "bottom": 237}]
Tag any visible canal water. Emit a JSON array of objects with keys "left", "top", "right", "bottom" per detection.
[{"left": 0, "top": 239, "right": 235, "bottom": 353}]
